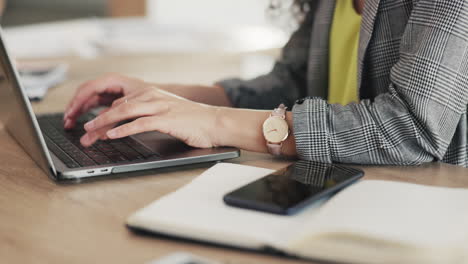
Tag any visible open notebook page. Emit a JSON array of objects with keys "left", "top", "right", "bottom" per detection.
[
  {"left": 286, "top": 180, "right": 468, "bottom": 263},
  {"left": 127, "top": 163, "right": 326, "bottom": 249}
]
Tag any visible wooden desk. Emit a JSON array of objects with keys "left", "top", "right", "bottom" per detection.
[{"left": 1, "top": 54, "right": 467, "bottom": 264}]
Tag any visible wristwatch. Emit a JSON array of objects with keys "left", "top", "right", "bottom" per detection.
[{"left": 262, "top": 104, "right": 289, "bottom": 156}]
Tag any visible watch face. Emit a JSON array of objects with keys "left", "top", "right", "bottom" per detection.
[{"left": 263, "top": 116, "right": 289, "bottom": 143}]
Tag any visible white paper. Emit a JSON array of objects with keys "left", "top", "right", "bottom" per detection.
[{"left": 127, "top": 163, "right": 324, "bottom": 249}]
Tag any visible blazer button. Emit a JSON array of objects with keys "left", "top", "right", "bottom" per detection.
[{"left": 295, "top": 98, "right": 305, "bottom": 105}]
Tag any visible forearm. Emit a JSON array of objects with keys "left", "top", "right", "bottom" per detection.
[
  {"left": 215, "top": 107, "right": 297, "bottom": 156},
  {"left": 158, "top": 84, "right": 232, "bottom": 107}
]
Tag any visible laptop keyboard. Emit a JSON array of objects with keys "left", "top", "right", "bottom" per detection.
[{"left": 37, "top": 114, "right": 159, "bottom": 169}]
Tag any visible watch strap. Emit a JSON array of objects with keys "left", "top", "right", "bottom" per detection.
[
  {"left": 265, "top": 103, "right": 288, "bottom": 156},
  {"left": 267, "top": 142, "right": 283, "bottom": 156},
  {"left": 271, "top": 103, "right": 287, "bottom": 118}
]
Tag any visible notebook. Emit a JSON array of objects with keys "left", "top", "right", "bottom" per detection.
[{"left": 127, "top": 163, "right": 468, "bottom": 264}]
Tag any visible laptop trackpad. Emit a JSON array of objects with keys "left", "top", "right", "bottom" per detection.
[{"left": 131, "top": 131, "right": 192, "bottom": 157}]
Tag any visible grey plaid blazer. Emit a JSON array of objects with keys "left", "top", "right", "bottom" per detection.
[{"left": 218, "top": 0, "right": 468, "bottom": 167}]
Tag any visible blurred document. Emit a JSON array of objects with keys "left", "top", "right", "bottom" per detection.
[
  {"left": 4, "top": 20, "right": 103, "bottom": 59},
  {"left": 4, "top": 18, "right": 288, "bottom": 59},
  {"left": 18, "top": 62, "right": 69, "bottom": 101}
]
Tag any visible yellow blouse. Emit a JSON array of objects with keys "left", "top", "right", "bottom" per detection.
[{"left": 328, "top": 0, "right": 362, "bottom": 105}]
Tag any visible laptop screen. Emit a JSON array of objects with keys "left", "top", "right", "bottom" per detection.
[{"left": 0, "top": 28, "right": 57, "bottom": 178}]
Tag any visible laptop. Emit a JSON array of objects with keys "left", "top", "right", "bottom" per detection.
[{"left": 0, "top": 29, "right": 240, "bottom": 181}]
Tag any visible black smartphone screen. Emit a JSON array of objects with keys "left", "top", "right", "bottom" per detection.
[{"left": 223, "top": 160, "right": 364, "bottom": 215}]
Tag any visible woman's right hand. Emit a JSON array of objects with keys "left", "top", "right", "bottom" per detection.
[
  {"left": 63, "top": 73, "right": 232, "bottom": 130},
  {"left": 63, "top": 74, "right": 152, "bottom": 129}
]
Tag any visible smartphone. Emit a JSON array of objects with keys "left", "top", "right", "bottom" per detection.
[{"left": 223, "top": 160, "right": 364, "bottom": 215}]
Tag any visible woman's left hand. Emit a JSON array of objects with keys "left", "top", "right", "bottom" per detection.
[{"left": 80, "top": 85, "right": 220, "bottom": 148}]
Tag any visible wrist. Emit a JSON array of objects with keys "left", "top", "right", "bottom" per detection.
[
  {"left": 212, "top": 106, "right": 297, "bottom": 156},
  {"left": 215, "top": 107, "right": 270, "bottom": 152},
  {"left": 211, "top": 106, "right": 225, "bottom": 147},
  {"left": 213, "top": 107, "right": 243, "bottom": 148}
]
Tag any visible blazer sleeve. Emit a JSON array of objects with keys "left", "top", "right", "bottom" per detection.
[
  {"left": 293, "top": 0, "right": 468, "bottom": 165},
  {"left": 216, "top": 12, "right": 314, "bottom": 109}
]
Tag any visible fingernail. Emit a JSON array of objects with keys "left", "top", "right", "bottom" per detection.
[
  {"left": 107, "top": 130, "right": 117, "bottom": 138},
  {"left": 84, "top": 121, "right": 94, "bottom": 131}
]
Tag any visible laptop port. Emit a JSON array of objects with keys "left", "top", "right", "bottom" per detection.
[
  {"left": 100, "top": 169, "right": 109, "bottom": 172},
  {"left": 87, "top": 170, "right": 95, "bottom": 174}
]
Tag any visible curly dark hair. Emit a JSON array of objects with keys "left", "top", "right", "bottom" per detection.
[
  {"left": 292, "top": 0, "right": 312, "bottom": 13},
  {"left": 268, "top": 0, "right": 311, "bottom": 22}
]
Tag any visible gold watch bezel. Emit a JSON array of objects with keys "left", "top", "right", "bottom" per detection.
[{"left": 262, "top": 116, "right": 289, "bottom": 144}]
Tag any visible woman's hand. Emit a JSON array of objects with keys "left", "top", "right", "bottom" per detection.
[
  {"left": 65, "top": 74, "right": 297, "bottom": 156},
  {"left": 63, "top": 74, "right": 150, "bottom": 129},
  {"left": 64, "top": 74, "right": 231, "bottom": 130},
  {"left": 80, "top": 86, "right": 220, "bottom": 148}
]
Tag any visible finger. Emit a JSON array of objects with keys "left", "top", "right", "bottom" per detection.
[
  {"left": 96, "top": 108, "right": 114, "bottom": 140},
  {"left": 65, "top": 84, "right": 123, "bottom": 123},
  {"left": 80, "top": 130, "right": 100, "bottom": 147},
  {"left": 68, "top": 107, "right": 110, "bottom": 130},
  {"left": 96, "top": 123, "right": 117, "bottom": 141},
  {"left": 98, "top": 108, "right": 115, "bottom": 140},
  {"left": 65, "top": 74, "right": 125, "bottom": 112},
  {"left": 98, "top": 107, "right": 111, "bottom": 115},
  {"left": 80, "top": 123, "right": 116, "bottom": 147},
  {"left": 64, "top": 96, "right": 100, "bottom": 129},
  {"left": 84, "top": 101, "right": 169, "bottom": 133},
  {"left": 64, "top": 79, "right": 93, "bottom": 118},
  {"left": 106, "top": 116, "right": 169, "bottom": 139},
  {"left": 64, "top": 75, "right": 126, "bottom": 121}
]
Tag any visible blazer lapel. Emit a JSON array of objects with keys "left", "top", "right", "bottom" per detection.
[
  {"left": 357, "top": 0, "right": 381, "bottom": 93},
  {"left": 306, "top": 0, "right": 336, "bottom": 99}
]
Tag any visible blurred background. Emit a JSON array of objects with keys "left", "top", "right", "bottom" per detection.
[
  {"left": 2, "top": 0, "right": 278, "bottom": 27},
  {"left": 1, "top": 0, "right": 290, "bottom": 55},
  {"left": 2, "top": 0, "right": 108, "bottom": 26},
  {"left": 0, "top": 0, "right": 293, "bottom": 105}
]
